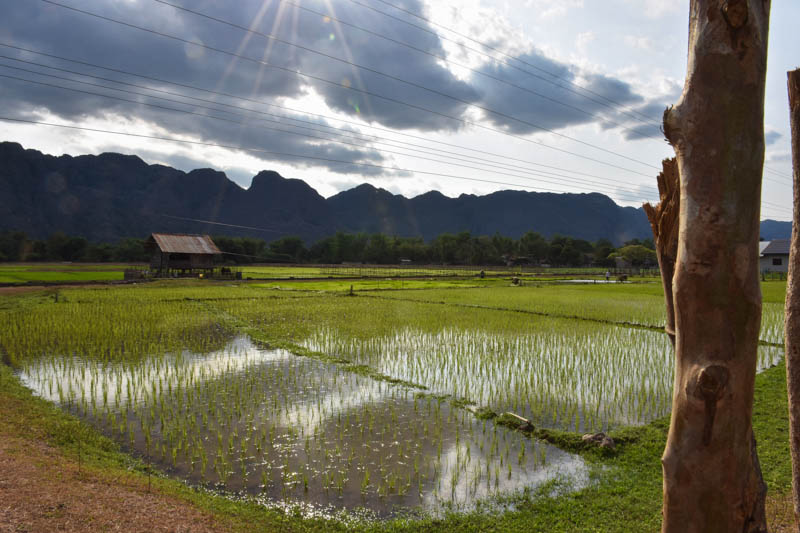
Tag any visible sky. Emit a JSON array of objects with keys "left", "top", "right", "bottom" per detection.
[{"left": 0, "top": 0, "right": 797, "bottom": 221}]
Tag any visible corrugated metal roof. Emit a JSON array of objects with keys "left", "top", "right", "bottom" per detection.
[
  {"left": 761, "top": 239, "right": 790, "bottom": 256},
  {"left": 149, "top": 233, "right": 222, "bottom": 254}
]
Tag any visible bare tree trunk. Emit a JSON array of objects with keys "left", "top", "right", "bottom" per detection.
[
  {"left": 644, "top": 158, "right": 680, "bottom": 347},
  {"left": 785, "top": 67, "right": 800, "bottom": 530},
  {"left": 658, "top": 1, "right": 770, "bottom": 531}
]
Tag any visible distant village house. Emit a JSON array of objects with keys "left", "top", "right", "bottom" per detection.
[{"left": 759, "top": 239, "right": 789, "bottom": 273}]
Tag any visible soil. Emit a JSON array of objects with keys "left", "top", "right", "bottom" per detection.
[{"left": 0, "top": 436, "right": 230, "bottom": 533}]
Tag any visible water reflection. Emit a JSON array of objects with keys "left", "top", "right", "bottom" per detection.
[{"left": 19, "top": 336, "right": 586, "bottom": 517}]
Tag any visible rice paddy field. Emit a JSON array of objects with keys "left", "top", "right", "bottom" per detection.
[
  {"left": 0, "top": 263, "right": 128, "bottom": 283},
  {"left": 0, "top": 274, "right": 792, "bottom": 531}
]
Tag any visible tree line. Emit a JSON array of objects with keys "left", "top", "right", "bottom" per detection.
[{"left": 0, "top": 230, "right": 657, "bottom": 267}]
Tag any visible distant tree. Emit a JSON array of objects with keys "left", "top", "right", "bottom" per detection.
[
  {"left": 269, "top": 236, "right": 306, "bottom": 263},
  {"left": 608, "top": 245, "right": 656, "bottom": 267},
  {"left": 61, "top": 236, "right": 88, "bottom": 261},
  {"left": 83, "top": 242, "right": 114, "bottom": 262},
  {"left": 517, "top": 231, "right": 548, "bottom": 262},
  {"left": 45, "top": 231, "right": 70, "bottom": 261},
  {"left": 113, "top": 238, "right": 148, "bottom": 262},
  {"left": 471, "top": 235, "right": 500, "bottom": 265},
  {"left": 430, "top": 233, "right": 458, "bottom": 264},
  {"left": 0, "top": 231, "right": 28, "bottom": 262},
  {"left": 396, "top": 236, "right": 429, "bottom": 263},
  {"left": 364, "top": 234, "right": 393, "bottom": 264},
  {"left": 490, "top": 232, "right": 514, "bottom": 257},
  {"left": 593, "top": 239, "right": 616, "bottom": 267},
  {"left": 333, "top": 232, "right": 368, "bottom": 262},
  {"left": 547, "top": 235, "right": 586, "bottom": 266},
  {"left": 307, "top": 236, "right": 338, "bottom": 263},
  {"left": 27, "top": 240, "right": 47, "bottom": 261}
]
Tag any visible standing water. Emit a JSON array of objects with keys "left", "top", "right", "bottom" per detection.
[{"left": 19, "top": 336, "right": 587, "bottom": 518}]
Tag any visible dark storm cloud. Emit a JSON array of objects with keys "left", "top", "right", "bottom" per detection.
[
  {"left": 0, "top": 0, "right": 657, "bottom": 178},
  {"left": 469, "top": 51, "right": 648, "bottom": 135}
]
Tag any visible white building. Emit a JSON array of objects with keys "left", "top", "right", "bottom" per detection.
[{"left": 759, "top": 239, "right": 790, "bottom": 273}]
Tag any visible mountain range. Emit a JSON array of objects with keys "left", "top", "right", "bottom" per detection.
[{"left": 0, "top": 142, "right": 791, "bottom": 245}]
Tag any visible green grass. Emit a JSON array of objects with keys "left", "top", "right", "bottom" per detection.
[
  {"left": 0, "top": 279, "right": 792, "bottom": 531},
  {"left": 0, "top": 269, "right": 124, "bottom": 283},
  {"left": 761, "top": 281, "right": 788, "bottom": 304},
  {"left": 252, "top": 278, "right": 505, "bottom": 291}
]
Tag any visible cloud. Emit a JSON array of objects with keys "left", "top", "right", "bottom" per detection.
[
  {"left": 471, "top": 51, "right": 645, "bottom": 134},
  {"left": 621, "top": 0, "right": 683, "bottom": 19},
  {"left": 623, "top": 35, "right": 654, "bottom": 51},
  {"left": 576, "top": 32, "right": 596, "bottom": 54},
  {"left": 524, "top": 0, "right": 584, "bottom": 19},
  {"left": 0, "top": 0, "right": 660, "bottom": 175},
  {"left": 765, "top": 130, "right": 782, "bottom": 146}
]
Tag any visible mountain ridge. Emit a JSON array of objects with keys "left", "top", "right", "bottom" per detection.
[{"left": 0, "top": 142, "right": 791, "bottom": 244}]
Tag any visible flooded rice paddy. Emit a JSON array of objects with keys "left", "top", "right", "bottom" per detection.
[
  {"left": 303, "top": 326, "right": 784, "bottom": 432},
  {"left": 19, "top": 336, "right": 586, "bottom": 518}
]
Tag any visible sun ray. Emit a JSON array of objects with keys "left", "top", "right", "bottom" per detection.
[
  {"left": 212, "top": 0, "right": 275, "bottom": 100},
  {"left": 248, "top": 0, "right": 289, "bottom": 101},
  {"left": 322, "top": 0, "right": 376, "bottom": 121}
]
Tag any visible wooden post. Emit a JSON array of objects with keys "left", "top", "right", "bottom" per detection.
[
  {"left": 658, "top": 1, "right": 770, "bottom": 531},
  {"left": 784, "top": 67, "right": 800, "bottom": 529}
]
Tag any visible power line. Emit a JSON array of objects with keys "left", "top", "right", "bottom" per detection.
[
  {"left": 158, "top": 0, "right": 664, "bottom": 143},
  {"left": 0, "top": 116, "right": 657, "bottom": 202},
  {"left": 153, "top": 0, "right": 661, "bottom": 168},
  {"left": 764, "top": 166, "right": 792, "bottom": 181},
  {"left": 38, "top": 0, "right": 660, "bottom": 178},
  {"left": 157, "top": 214, "right": 285, "bottom": 234},
  {"left": 1, "top": 115, "right": 789, "bottom": 216},
  {"left": 344, "top": 0, "right": 662, "bottom": 129},
  {"left": 0, "top": 43, "right": 648, "bottom": 188},
  {"left": 0, "top": 56, "right": 661, "bottom": 198},
  {"left": 0, "top": 71, "right": 656, "bottom": 201}
]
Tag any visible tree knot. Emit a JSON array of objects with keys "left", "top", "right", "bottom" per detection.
[
  {"left": 690, "top": 365, "right": 730, "bottom": 446},
  {"left": 720, "top": 0, "right": 748, "bottom": 29},
  {"left": 695, "top": 365, "right": 729, "bottom": 400}
]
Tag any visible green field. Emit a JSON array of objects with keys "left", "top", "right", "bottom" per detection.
[
  {"left": 0, "top": 263, "right": 128, "bottom": 283},
  {"left": 0, "top": 273, "right": 792, "bottom": 531},
  {"left": 0, "top": 262, "right": 659, "bottom": 284}
]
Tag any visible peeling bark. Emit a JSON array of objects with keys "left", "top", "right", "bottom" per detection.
[
  {"left": 785, "top": 67, "right": 800, "bottom": 530},
  {"left": 659, "top": 1, "right": 770, "bottom": 531},
  {"left": 644, "top": 158, "right": 680, "bottom": 346}
]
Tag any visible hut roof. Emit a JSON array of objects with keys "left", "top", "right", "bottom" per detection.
[
  {"left": 148, "top": 233, "right": 221, "bottom": 255},
  {"left": 761, "top": 239, "right": 790, "bottom": 256}
]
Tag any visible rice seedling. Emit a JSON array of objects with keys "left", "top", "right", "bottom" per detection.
[
  {"left": 18, "top": 334, "right": 585, "bottom": 516},
  {"left": 6, "top": 281, "right": 786, "bottom": 517}
]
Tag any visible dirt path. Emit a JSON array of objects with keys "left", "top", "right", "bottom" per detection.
[{"left": 0, "top": 435, "right": 230, "bottom": 533}]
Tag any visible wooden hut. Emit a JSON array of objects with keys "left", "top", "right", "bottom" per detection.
[{"left": 146, "top": 233, "right": 221, "bottom": 275}]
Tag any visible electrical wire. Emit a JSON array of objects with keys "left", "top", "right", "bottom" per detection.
[
  {"left": 37, "top": 0, "right": 661, "bottom": 177},
  {"left": 0, "top": 43, "right": 648, "bottom": 187},
  {"left": 157, "top": 0, "right": 664, "bottom": 143},
  {"left": 0, "top": 58, "right": 662, "bottom": 199},
  {"left": 345, "top": 0, "right": 661, "bottom": 128},
  {"left": 0, "top": 116, "right": 657, "bottom": 201}
]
